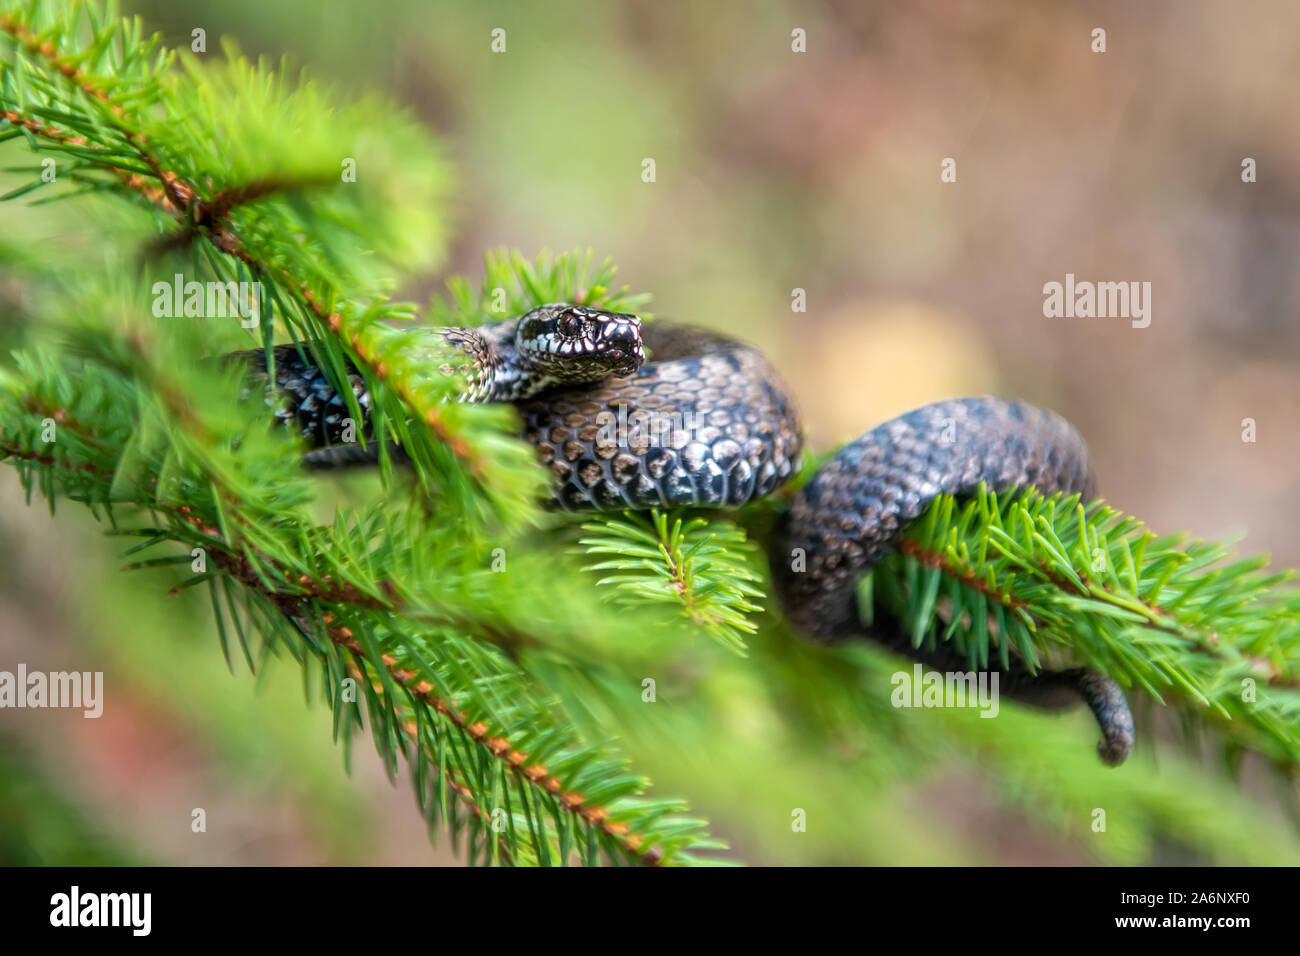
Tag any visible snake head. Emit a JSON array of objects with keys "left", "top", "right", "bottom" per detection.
[{"left": 515, "top": 304, "right": 645, "bottom": 383}]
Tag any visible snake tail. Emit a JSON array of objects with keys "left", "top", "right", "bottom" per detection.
[
  {"left": 771, "top": 397, "right": 1135, "bottom": 765},
  {"left": 863, "top": 615, "right": 1136, "bottom": 766}
]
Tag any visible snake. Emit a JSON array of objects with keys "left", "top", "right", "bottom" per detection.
[{"left": 240, "top": 303, "right": 1135, "bottom": 765}]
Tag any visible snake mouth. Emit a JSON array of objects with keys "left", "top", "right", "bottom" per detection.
[{"left": 603, "top": 347, "right": 642, "bottom": 377}]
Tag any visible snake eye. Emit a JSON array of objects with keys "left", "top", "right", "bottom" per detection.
[{"left": 558, "top": 312, "right": 583, "bottom": 338}]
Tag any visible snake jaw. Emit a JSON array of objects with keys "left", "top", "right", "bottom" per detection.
[{"left": 597, "top": 316, "right": 646, "bottom": 373}]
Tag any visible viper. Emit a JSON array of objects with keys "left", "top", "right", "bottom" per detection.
[{"left": 239, "top": 303, "right": 1136, "bottom": 765}]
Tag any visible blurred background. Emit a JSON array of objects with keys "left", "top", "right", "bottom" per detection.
[{"left": 2, "top": 0, "right": 1299, "bottom": 864}]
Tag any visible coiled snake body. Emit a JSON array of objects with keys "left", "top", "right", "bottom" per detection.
[{"left": 245, "top": 304, "right": 1135, "bottom": 765}]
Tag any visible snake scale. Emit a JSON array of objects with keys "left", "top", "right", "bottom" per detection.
[{"left": 241, "top": 304, "right": 1135, "bottom": 765}]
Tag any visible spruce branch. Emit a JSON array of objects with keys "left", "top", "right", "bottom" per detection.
[
  {"left": 429, "top": 247, "right": 652, "bottom": 329},
  {"left": 868, "top": 486, "right": 1300, "bottom": 763},
  {"left": 579, "top": 509, "right": 766, "bottom": 654},
  {"left": 1, "top": 0, "right": 515, "bottom": 506},
  {"left": 0, "top": 345, "right": 720, "bottom": 864},
  {"left": 0, "top": 0, "right": 723, "bottom": 865}
]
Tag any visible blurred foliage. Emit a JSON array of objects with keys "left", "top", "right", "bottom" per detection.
[{"left": 0, "top": 743, "right": 145, "bottom": 865}]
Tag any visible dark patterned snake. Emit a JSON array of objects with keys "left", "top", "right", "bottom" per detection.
[{"left": 241, "top": 304, "right": 1135, "bottom": 765}]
